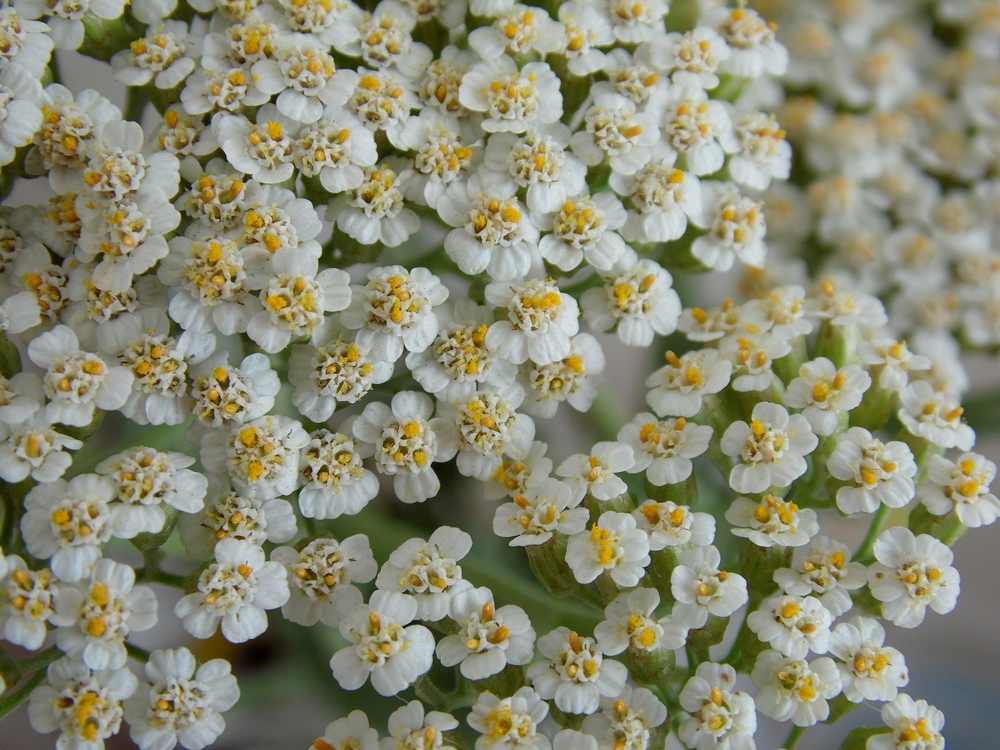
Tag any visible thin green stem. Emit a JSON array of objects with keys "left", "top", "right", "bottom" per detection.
[
  {"left": 15, "top": 646, "right": 62, "bottom": 676},
  {"left": 124, "top": 87, "right": 149, "bottom": 124},
  {"left": 135, "top": 565, "right": 187, "bottom": 588},
  {"left": 125, "top": 643, "right": 151, "bottom": 663},
  {"left": 0, "top": 667, "right": 48, "bottom": 720},
  {"left": 855, "top": 505, "right": 891, "bottom": 563},
  {"left": 783, "top": 725, "right": 806, "bottom": 749}
]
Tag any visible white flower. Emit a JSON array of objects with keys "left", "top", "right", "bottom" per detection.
[
  {"left": 468, "top": 687, "right": 551, "bottom": 750},
  {"left": 606, "top": 0, "right": 668, "bottom": 44},
  {"left": 920, "top": 452, "right": 1000, "bottom": 527},
  {"left": 536, "top": 192, "right": 629, "bottom": 273},
  {"left": 201, "top": 415, "right": 310, "bottom": 501},
  {"left": 459, "top": 55, "right": 562, "bottom": 133},
  {"left": 653, "top": 87, "right": 739, "bottom": 177},
  {"left": 110, "top": 20, "right": 196, "bottom": 90},
  {"left": 704, "top": 6, "right": 788, "bottom": 78},
  {"left": 76, "top": 189, "right": 179, "bottom": 294},
  {"left": 671, "top": 545, "right": 748, "bottom": 629},
  {"left": 898, "top": 381, "right": 976, "bottom": 450},
  {"left": 296, "top": 111, "right": 379, "bottom": 195},
  {"left": 405, "top": 301, "right": 517, "bottom": 405},
  {"left": 337, "top": 68, "right": 420, "bottom": 149},
  {"left": 528, "top": 628, "right": 628, "bottom": 716},
  {"left": 746, "top": 595, "right": 832, "bottom": 660},
  {"left": 27, "top": 324, "right": 133, "bottom": 427},
  {"left": 82, "top": 119, "right": 179, "bottom": 203},
  {"left": 339, "top": 0, "right": 432, "bottom": 74},
  {"left": 156, "top": 234, "right": 260, "bottom": 335},
  {"left": 720, "top": 402, "right": 818, "bottom": 494},
  {"left": 21, "top": 474, "right": 117, "bottom": 582},
  {"left": 493, "top": 477, "right": 589, "bottom": 547},
  {"left": 0, "top": 413, "right": 82, "bottom": 484},
  {"left": 289, "top": 324, "right": 391, "bottom": 422},
  {"left": 483, "top": 125, "right": 587, "bottom": 215},
  {"left": 868, "top": 527, "right": 961, "bottom": 629},
  {"left": 252, "top": 40, "right": 353, "bottom": 124},
  {"left": 773, "top": 537, "right": 867, "bottom": 618},
  {"left": 30, "top": 85, "right": 120, "bottom": 193},
  {"left": 468, "top": 3, "right": 562, "bottom": 59},
  {"left": 27, "top": 658, "right": 137, "bottom": 750},
  {"left": 247, "top": 261, "right": 352, "bottom": 354},
  {"left": 341, "top": 265, "right": 449, "bottom": 362},
  {"left": 375, "top": 526, "right": 473, "bottom": 622},
  {"left": 749, "top": 285, "right": 813, "bottom": 340},
  {"left": 438, "top": 169, "right": 539, "bottom": 281},
  {"left": 725, "top": 494, "right": 819, "bottom": 548},
  {"left": 828, "top": 616, "right": 909, "bottom": 704},
  {"left": 330, "top": 159, "right": 422, "bottom": 247},
  {"left": 125, "top": 648, "right": 240, "bottom": 750},
  {"left": 750, "top": 650, "right": 842, "bottom": 727},
  {"left": 557, "top": 2, "right": 614, "bottom": 76},
  {"left": 329, "top": 590, "right": 435, "bottom": 696},
  {"left": 313, "top": 711, "right": 380, "bottom": 750},
  {"left": 594, "top": 587, "right": 680, "bottom": 655},
  {"left": 485, "top": 440, "right": 552, "bottom": 501},
  {"left": 298, "top": 429, "right": 380, "bottom": 520},
  {"left": 177, "top": 489, "right": 297, "bottom": 558},
  {"left": 618, "top": 413, "right": 712, "bottom": 486},
  {"left": 581, "top": 255, "right": 682, "bottom": 348},
  {"left": 51, "top": 558, "right": 158, "bottom": 671},
  {"left": 678, "top": 662, "right": 757, "bottom": 750},
  {"left": 174, "top": 537, "right": 290, "bottom": 643},
  {"left": 868, "top": 694, "right": 946, "bottom": 750},
  {"left": 600, "top": 47, "right": 666, "bottom": 106},
  {"left": 728, "top": 111, "right": 792, "bottom": 191},
  {"left": 188, "top": 352, "right": 280, "bottom": 432},
  {"left": 520, "top": 332, "right": 605, "bottom": 420},
  {"left": 827, "top": 428, "right": 917, "bottom": 515},
  {"left": 95, "top": 446, "right": 208, "bottom": 539},
  {"left": 0, "top": 371, "right": 44, "bottom": 425},
  {"left": 556, "top": 441, "right": 634, "bottom": 504},
  {"left": 401, "top": 110, "right": 478, "bottom": 208},
  {"left": 1, "top": 555, "right": 57, "bottom": 649},
  {"left": 581, "top": 684, "right": 669, "bottom": 750},
  {"left": 0, "top": 63, "right": 43, "bottom": 167},
  {"left": 567, "top": 511, "right": 650, "bottom": 588},
  {"left": 612, "top": 147, "right": 704, "bottom": 245},
  {"left": 485, "top": 277, "right": 580, "bottom": 366},
  {"left": 0, "top": 7, "right": 53, "bottom": 78},
  {"left": 381, "top": 701, "right": 460, "bottom": 750},
  {"left": 352, "top": 390, "right": 457, "bottom": 504},
  {"left": 783, "top": 359, "right": 871, "bottom": 436},
  {"left": 15, "top": 0, "right": 126, "bottom": 50},
  {"left": 806, "top": 280, "right": 887, "bottom": 331},
  {"left": 633, "top": 500, "right": 716, "bottom": 551},
  {"left": 447, "top": 386, "right": 535, "bottom": 481},
  {"left": 859, "top": 338, "right": 932, "bottom": 393},
  {"left": 272, "top": 535, "right": 377, "bottom": 628},
  {"left": 216, "top": 104, "right": 298, "bottom": 184},
  {"left": 569, "top": 92, "right": 660, "bottom": 176},
  {"left": 690, "top": 181, "right": 768, "bottom": 271},
  {"left": 645, "top": 349, "right": 732, "bottom": 418},
  {"left": 436, "top": 586, "right": 536, "bottom": 680},
  {"left": 652, "top": 27, "right": 731, "bottom": 90}
]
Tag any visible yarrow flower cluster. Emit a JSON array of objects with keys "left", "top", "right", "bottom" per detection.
[{"left": 0, "top": 0, "right": 992, "bottom": 749}]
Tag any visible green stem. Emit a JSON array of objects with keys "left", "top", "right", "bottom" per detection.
[
  {"left": 0, "top": 667, "right": 48, "bottom": 720},
  {"left": 855, "top": 504, "right": 890, "bottom": 564},
  {"left": 783, "top": 725, "right": 806, "bottom": 749},
  {"left": 135, "top": 565, "right": 188, "bottom": 588},
  {"left": 124, "top": 87, "right": 149, "bottom": 124},
  {"left": 15, "top": 646, "right": 62, "bottom": 676},
  {"left": 125, "top": 643, "right": 151, "bottom": 663}
]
